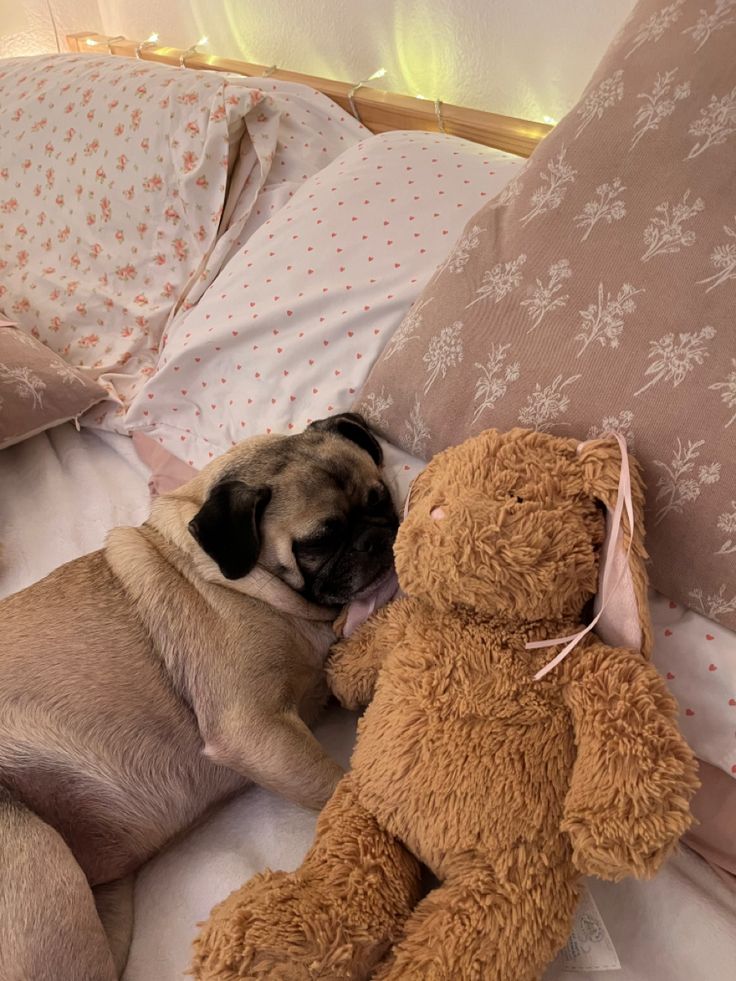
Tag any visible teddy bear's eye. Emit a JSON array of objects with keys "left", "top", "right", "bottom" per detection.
[{"left": 507, "top": 491, "right": 524, "bottom": 504}]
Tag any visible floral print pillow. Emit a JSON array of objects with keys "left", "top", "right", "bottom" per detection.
[
  {"left": 356, "top": 0, "right": 736, "bottom": 629},
  {"left": 0, "top": 319, "right": 105, "bottom": 449},
  {"left": 0, "top": 54, "right": 283, "bottom": 431},
  {"left": 122, "top": 131, "right": 523, "bottom": 469}
]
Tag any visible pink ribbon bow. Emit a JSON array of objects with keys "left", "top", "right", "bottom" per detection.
[{"left": 526, "top": 432, "right": 634, "bottom": 680}]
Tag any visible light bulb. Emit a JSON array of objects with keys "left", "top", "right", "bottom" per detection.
[
  {"left": 146, "top": 33, "right": 159, "bottom": 44},
  {"left": 197, "top": 35, "right": 209, "bottom": 47},
  {"left": 542, "top": 115, "right": 557, "bottom": 125},
  {"left": 85, "top": 37, "right": 98, "bottom": 46},
  {"left": 368, "top": 67, "right": 386, "bottom": 81}
]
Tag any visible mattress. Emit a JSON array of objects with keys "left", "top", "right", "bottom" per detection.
[{"left": 1, "top": 423, "right": 734, "bottom": 981}]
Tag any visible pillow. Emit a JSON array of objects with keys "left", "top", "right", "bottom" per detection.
[
  {"left": 123, "top": 130, "right": 523, "bottom": 466},
  {"left": 0, "top": 319, "right": 105, "bottom": 449},
  {"left": 0, "top": 54, "right": 287, "bottom": 429},
  {"left": 132, "top": 430, "right": 200, "bottom": 496},
  {"left": 649, "top": 590, "right": 736, "bottom": 780},
  {"left": 685, "top": 759, "right": 736, "bottom": 882},
  {"left": 217, "top": 77, "right": 367, "bottom": 262},
  {"left": 355, "top": 0, "right": 736, "bottom": 630}
]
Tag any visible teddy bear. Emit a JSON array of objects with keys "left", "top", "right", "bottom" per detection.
[{"left": 191, "top": 427, "right": 698, "bottom": 981}]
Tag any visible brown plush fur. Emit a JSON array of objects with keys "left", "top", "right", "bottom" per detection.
[{"left": 192, "top": 428, "right": 698, "bottom": 981}]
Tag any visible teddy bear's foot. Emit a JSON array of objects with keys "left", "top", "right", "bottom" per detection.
[
  {"left": 372, "top": 859, "right": 579, "bottom": 981},
  {"left": 191, "top": 776, "right": 422, "bottom": 981},
  {"left": 192, "top": 868, "right": 384, "bottom": 980}
]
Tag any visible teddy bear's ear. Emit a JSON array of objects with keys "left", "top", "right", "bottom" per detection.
[{"left": 578, "top": 436, "right": 653, "bottom": 659}]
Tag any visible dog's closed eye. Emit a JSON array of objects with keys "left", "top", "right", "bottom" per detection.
[
  {"left": 295, "top": 520, "right": 344, "bottom": 555},
  {"left": 366, "top": 483, "right": 391, "bottom": 510}
]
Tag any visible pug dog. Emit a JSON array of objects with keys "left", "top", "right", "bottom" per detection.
[{"left": 0, "top": 413, "right": 398, "bottom": 981}]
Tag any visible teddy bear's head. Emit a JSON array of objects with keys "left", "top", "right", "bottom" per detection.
[{"left": 394, "top": 428, "right": 649, "bottom": 637}]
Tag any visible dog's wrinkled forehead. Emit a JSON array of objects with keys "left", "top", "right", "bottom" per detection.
[{"left": 219, "top": 428, "right": 379, "bottom": 526}]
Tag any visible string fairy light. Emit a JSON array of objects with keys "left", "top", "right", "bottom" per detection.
[
  {"left": 434, "top": 98, "right": 446, "bottom": 133},
  {"left": 136, "top": 32, "right": 159, "bottom": 59},
  {"left": 542, "top": 115, "right": 557, "bottom": 126},
  {"left": 85, "top": 34, "right": 124, "bottom": 50},
  {"left": 416, "top": 92, "right": 446, "bottom": 134},
  {"left": 88, "top": 31, "right": 535, "bottom": 147},
  {"left": 347, "top": 67, "right": 387, "bottom": 123},
  {"left": 179, "top": 35, "right": 209, "bottom": 68},
  {"left": 44, "top": 0, "right": 61, "bottom": 53}
]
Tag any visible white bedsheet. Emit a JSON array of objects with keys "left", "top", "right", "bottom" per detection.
[
  {"left": 0, "top": 424, "right": 151, "bottom": 598},
  {"left": 1, "top": 426, "right": 734, "bottom": 981}
]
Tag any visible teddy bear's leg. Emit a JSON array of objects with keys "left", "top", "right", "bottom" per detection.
[
  {"left": 372, "top": 857, "right": 579, "bottom": 981},
  {"left": 192, "top": 775, "right": 422, "bottom": 981}
]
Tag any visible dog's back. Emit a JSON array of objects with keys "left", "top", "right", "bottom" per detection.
[{"left": 0, "top": 550, "right": 240, "bottom": 885}]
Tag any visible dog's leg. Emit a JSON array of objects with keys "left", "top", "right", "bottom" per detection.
[
  {"left": 204, "top": 708, "right": 343, "bottom": 810},
  {"left": 94, "top": 874, "right": 135, "bottom": 978},
  {"left": 0, "top": 787, "right": 117, "bottom": 981}
]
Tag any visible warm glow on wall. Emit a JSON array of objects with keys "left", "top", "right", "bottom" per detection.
[
  {"left": 3, "top": 7, "right": 30, "bottom": 37},
  {"left": 0, "top": 4, "right": 57, "bottom": 57}
]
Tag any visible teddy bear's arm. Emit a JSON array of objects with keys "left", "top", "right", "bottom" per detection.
[
  {"left": 326, "top": 596, "right": 418, "bottom": 710},
  {"left": 560, "top": 642, "right": 698, "bottom": 882}
]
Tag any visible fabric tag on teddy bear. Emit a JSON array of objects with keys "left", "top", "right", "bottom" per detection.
[{"left": 552, "top": 884, "right": 621, "bottom": 973}]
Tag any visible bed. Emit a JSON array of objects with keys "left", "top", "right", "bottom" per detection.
[
  {"left": 2, "top": 425, "right": 735, "bottom": 981},
  {"left": 1, "top": 15, "right": 735, "bottom": 979}
]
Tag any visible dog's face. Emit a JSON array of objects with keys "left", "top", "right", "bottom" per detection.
[{"left": 188, "top": 414, "right": 398, "bottom": 606}]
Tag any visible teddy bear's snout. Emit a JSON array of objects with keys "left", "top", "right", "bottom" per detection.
[{"left": 430, "top": 506, "right": 445, "bottom": 521}]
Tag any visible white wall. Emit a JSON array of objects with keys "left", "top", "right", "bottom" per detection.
[{"left": 1, "top": 0, "right": 637, "bottom": 124}]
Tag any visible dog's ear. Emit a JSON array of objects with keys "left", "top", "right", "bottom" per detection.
[
  {"left": 189, "top": 480, "right": 271, "bottom": 580},
  {"left": 309, "top": 412, "right": 383, "bottom": 466}
]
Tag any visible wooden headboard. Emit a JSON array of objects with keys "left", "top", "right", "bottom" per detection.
[{"left": 67, "top": 32, "right": 551, "bottom": 158}]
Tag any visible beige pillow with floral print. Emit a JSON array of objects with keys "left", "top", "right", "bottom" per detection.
[
  {"left": 0, "top": 54, "right": 283, "bottom": 432},
  {"left": 356, "top": 0, "right": 736, "bottom": 629},
  {"left": 0, "top": 320, "right": 105, "bottom": 449}
]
